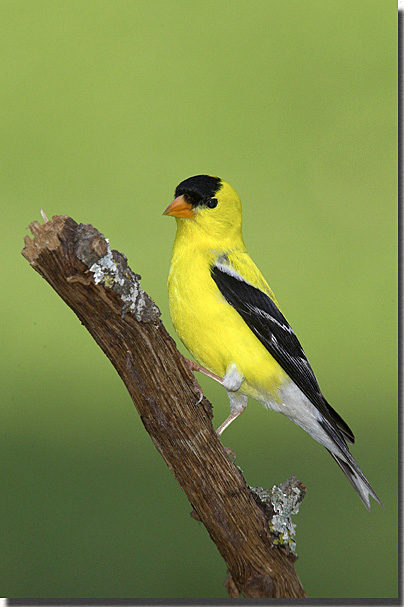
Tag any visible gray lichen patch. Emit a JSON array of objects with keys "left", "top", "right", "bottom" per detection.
[
  {"left": 74, "top": 223, "right": 161, "bottom": 323},
  {"left": 249, "top": 475, "right": 305, "bottom": 557},
  {"left": 269, "top": 487, "right": 300, "bottom": 554}
]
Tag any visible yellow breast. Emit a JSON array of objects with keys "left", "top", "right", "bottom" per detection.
[{"left": 168, "top": 238, "right": 287, "bottom": 400}]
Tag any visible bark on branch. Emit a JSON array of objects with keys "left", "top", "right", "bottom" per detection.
[{"left": 21, "top": 215, "right": 307, "bottom": 599}]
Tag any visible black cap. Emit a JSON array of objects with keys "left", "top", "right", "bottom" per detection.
[{"left": 175, "top": 175, "right": 222, "bottom": 207}]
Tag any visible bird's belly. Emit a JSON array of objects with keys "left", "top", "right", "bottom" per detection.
[{"left": 168, "top": 264, "right": 288, "bottom": 400}]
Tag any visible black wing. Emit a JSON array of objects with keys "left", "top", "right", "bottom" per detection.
[{"left": 211, "top": 263, "right": 354, "bottom": 443}]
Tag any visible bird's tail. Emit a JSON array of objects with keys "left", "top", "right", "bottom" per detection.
[
  {"left": 327, "top": 450, "right": 383, "bottom": 510},
  {"left": 318, "top": 416, "right": 383, "bottom": 510}
]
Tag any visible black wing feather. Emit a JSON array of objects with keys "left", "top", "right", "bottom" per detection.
[{"left": 211, "top": 264, "right": 354, "bottom": 443}]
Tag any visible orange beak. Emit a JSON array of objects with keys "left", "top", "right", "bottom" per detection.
[{"left": 163, "top": 195, "right": 194, "bottom": 219}]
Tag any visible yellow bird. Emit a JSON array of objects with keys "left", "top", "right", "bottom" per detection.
[{"left": 163, "top": 174, "right": 382, "bottom": 510}]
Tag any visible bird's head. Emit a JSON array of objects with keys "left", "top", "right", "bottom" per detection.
[{"left": 163, "top": 175, "right": 244, "bottom": 248}]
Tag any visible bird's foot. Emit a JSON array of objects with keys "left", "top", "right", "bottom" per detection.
[
  {"left": 215, "top": 428, "right": 237, "bottom": 461},
  {"left": 182, "top": 358, "right": 207, "bottom": 404},
  {"left": 222, "top": 444, "right": 237, "bottom": 462}
]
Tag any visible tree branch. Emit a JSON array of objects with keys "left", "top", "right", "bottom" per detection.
[{"left": 21, "top": 215, "right": 307, "bottom": 599}]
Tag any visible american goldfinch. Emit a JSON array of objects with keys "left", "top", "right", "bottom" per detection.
[{"left": 163, "top": 174, "right": 382, "bottom": 510}]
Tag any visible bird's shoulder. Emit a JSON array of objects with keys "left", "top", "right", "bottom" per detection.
[{"left": 213, "top": 249, "right": 278, "bottom": 305}]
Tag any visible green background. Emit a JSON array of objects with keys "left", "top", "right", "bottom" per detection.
[{"left": 1, "top": 0, "right": 397, "bottom": 599}]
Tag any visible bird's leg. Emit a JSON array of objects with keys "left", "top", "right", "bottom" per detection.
[
  {"left": 185, "top": 358, "right": 247, "bottom": 460},
  {"left": 216, "top": 410, "right": 245, "bottom": 437},
  {"left": 216, "top": 392, "right": 248, "bottom": 461},
  {"left": 184, "top": 358, "right": 224, "bottom": 384},
  {"left": 216, "top": 364, "right": 246, "bottom": 435}
]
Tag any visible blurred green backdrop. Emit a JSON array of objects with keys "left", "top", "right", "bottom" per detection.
[{"left": 1, "top": 0, "right": 397, "bottom": 599}]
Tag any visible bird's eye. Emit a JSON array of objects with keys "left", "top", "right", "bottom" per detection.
[{"left": 206, "top": 198, "right": 218, "bottom": 209}]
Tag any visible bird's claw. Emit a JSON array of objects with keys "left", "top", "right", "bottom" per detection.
[
  {"left": 194, "top": 388, "right": 204, "bottom": 405},
  {"left": 222, "top": 445, "right": 237, "bottom": 463},
  {"left": 183, "top": 359, "right": 205, "bottom": 404}
]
